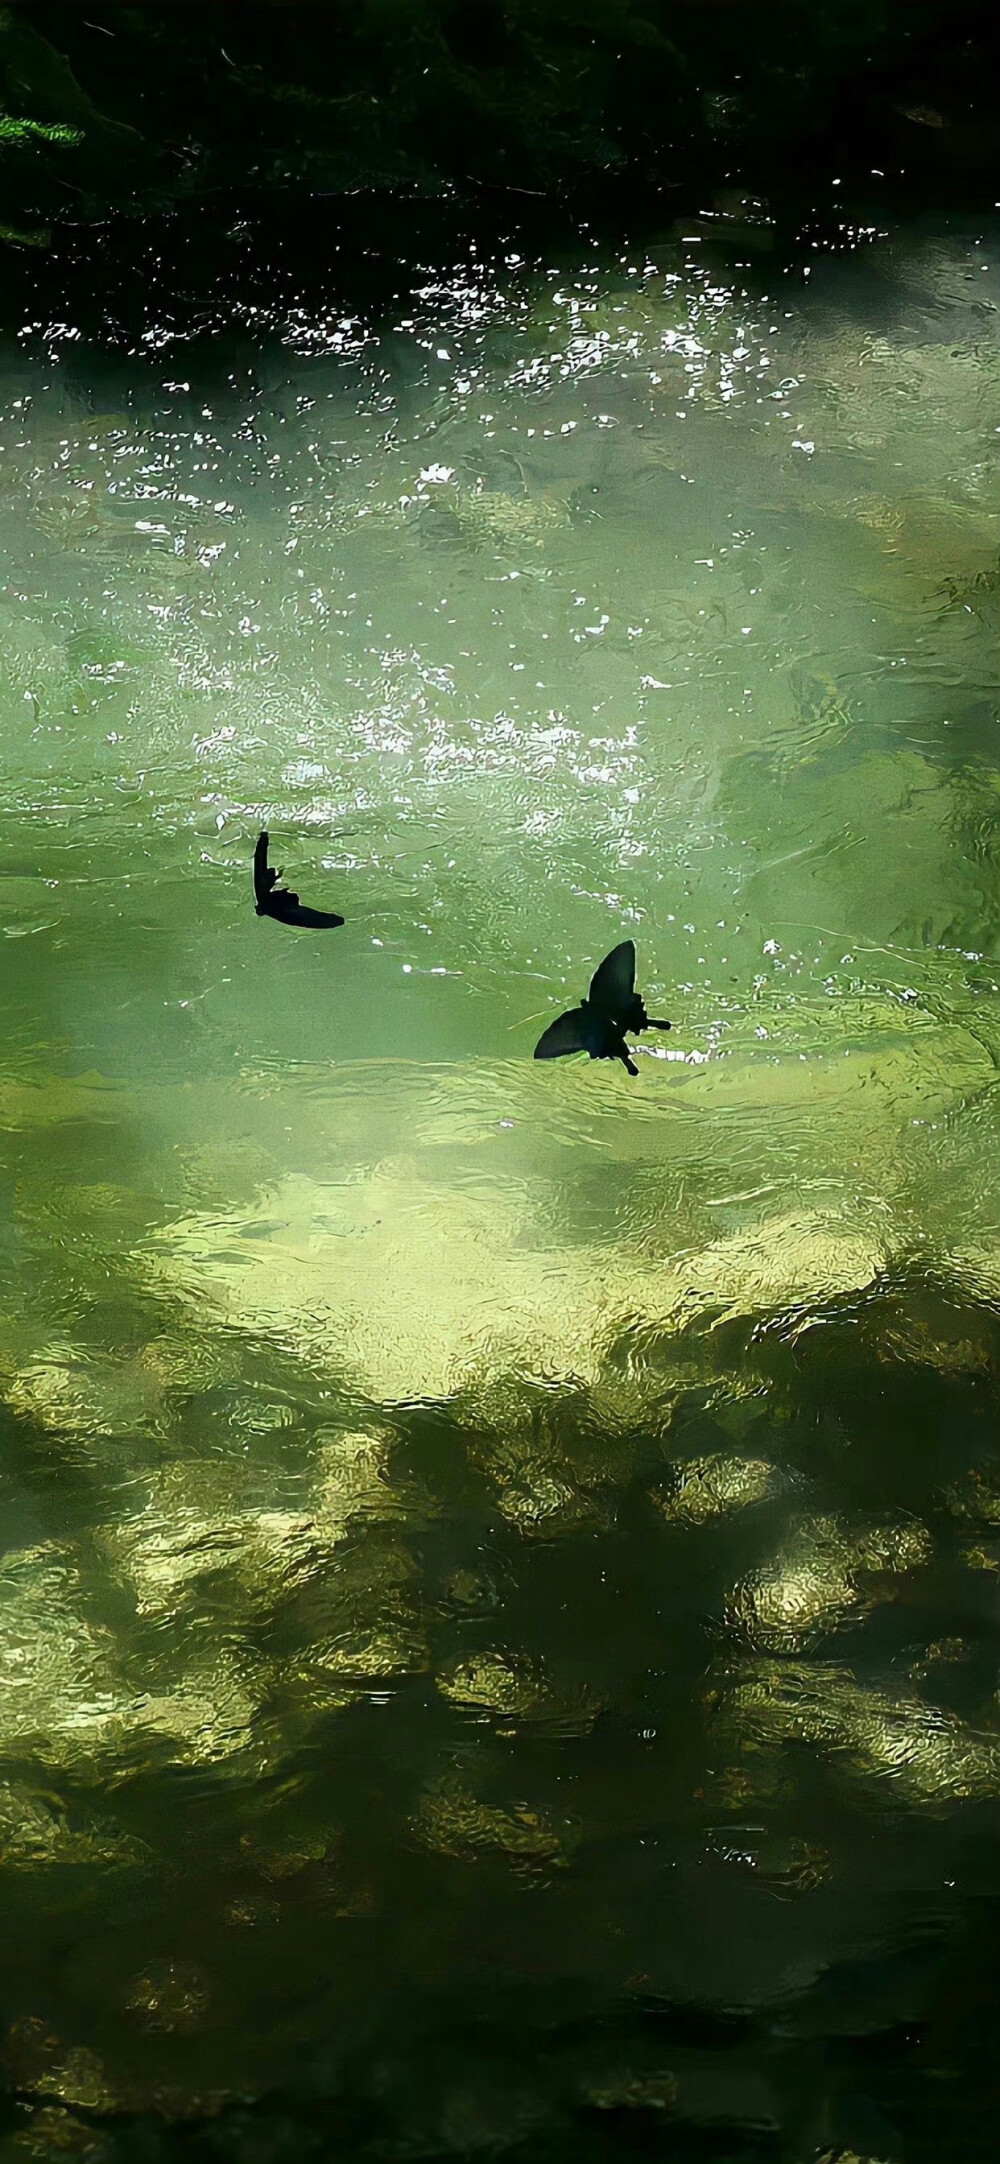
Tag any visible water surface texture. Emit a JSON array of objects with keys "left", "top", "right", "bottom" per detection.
[{"left": 1, "top": 218, "right": 999, "bottom": 2163}]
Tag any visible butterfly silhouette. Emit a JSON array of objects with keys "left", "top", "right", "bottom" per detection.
[
  {"left": 253, "top": 831, "right": 344, "bottom": 929},
  {"left": 534, "top": 940, "right": 670, "bottom": 1076}
]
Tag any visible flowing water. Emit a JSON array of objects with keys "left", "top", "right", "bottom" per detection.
[{"left": 0, "top": 212, "right": 998, "bottom": 2162}]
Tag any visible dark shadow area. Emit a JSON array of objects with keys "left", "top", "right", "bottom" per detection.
[
  {"left": 0, "top": 3, "right": 997, "bottom": 340},
  {"left": 0, "top": 1271, "right": 997, "bottom": 2161}
]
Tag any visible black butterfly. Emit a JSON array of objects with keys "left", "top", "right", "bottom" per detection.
[
  {"left": 534, "top": 940, "right": 670, "bottom": 1076},
  {"left": 253, "top": 831, "right": 344, "bottom": 929}
]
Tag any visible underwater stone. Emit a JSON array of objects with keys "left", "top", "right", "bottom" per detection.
[
  {"left": 11, "top": 2103, "right": 110, "bottom": 2160},
  {"left": 3, "top": 2021, "right": 118, "bottom": 2115},
  {"left": 412, "top": 1771, "right": 570, "bottom": 1867},
  {"left": 100, "top": 1463, "right": 322, "bottom": 1620},
  {"left": 0, "top": 1546, "right": 123, "bottom": 1772},
  {"left": 728, "top": 1513, "right": 932, "bottom": 1651},
  {"left": 652, "top": 1452, "right": 786, "bottom": 1524},
  {"left": 712, "top": 1658, "right": 1000, "bottom": 1807},
  {"left": 0, "top": 1784, "right": 144, "bottom": 1872},
  {"left": 125, "top": 1960, "right": 210, "bottom": 2036},
  {"left": 124, "top": 1645, "right": 275, "bottom": 1776},
  {"left": 438, "top": 1649, "right": 599, "bottom": 1734}
]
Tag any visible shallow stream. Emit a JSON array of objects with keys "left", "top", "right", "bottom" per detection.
[{"left": 0, "top": 212, "right": 998, "bottom": 2161}]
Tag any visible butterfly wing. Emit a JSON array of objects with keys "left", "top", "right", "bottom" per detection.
[
  {"left": 593, "top": 1019, "right": 639, "bottom": 1074},
  {"left": 253, "top": 831, "right": 275, "bottom": 912},
  {"left": 534, "top": 1006, "right": 590, "bottom": 1060},
  {"left": 588, "top": 940, "right": 635, "bottom": 1019},
  {"left": 255, "top": 832, "right": 344, "bottom": 927},
  {"left": 273, "top": 897, "right": 345, "bottom": 929}
]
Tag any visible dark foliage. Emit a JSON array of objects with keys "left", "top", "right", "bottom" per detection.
[{"left": 0, "top": 2, "right": 996, "bottom": 320}]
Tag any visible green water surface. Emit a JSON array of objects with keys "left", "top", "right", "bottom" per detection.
[{"left": 0, "top": 215, "right": 998, "bottom": 2162}]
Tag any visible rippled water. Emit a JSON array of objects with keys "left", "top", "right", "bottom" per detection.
[{"left": 1, "top": 215, "right": 998, "bottom": 2162}]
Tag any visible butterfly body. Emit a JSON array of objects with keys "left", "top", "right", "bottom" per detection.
[
  {"left": 253, "top": 831, "right": 344, "bottom": 929},
  {"left": 534, "top": 940, "right": 670, "bottom": 1076}
]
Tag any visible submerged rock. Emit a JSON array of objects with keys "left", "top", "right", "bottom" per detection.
[
  {"left": 99, "top": 1462, "right": 322, "bottom": 1622},
  {"left": 728, "top": 1513, "right": 932, "bottom": 1651},
  {"left": 3, "top": 2020, "right": 119, "bottom": 2115},
  {"left": 0, "top": 1783, "right": 144, "bottom": 1872},
  {"left": 793, "top": 323, "right": 1000, "bottom": 458},
  {"left": 237, "top": 1821, "right": 340, "bottom": 1883},
  {"left": 5, "top": 1342, "right": 170, "bottom": 1455},
  {"left": 424, "top": 478, "right": 574, "bottom": 553},
  {"left": 711, "top": 1659, "right": 1000, "bottom": 1808},
  {"left": 10, "top": 2103, "right": 110, "bottom": 2160},
  {"left": 0, "top": 1540, "right": 278, "bottom": 1783},
  {"left": 412, "top": 1771, "right": 571, "bottom": 1868},
  {"left": 3, "top": 2013, "right": 234, "bottom": 2124},
  {"left": 124, "top": 1645, "right": 276, "bottom": 1777},
  {"left": 311, "top": 1425, "right": 429, "bottom": 1536},
  {"left": 581, "top": 2067, "right": 679, "bottom": 2113},
  {"left": 0, "top": 1546, "right": 122, "bottom": 1773},
  {"left": 281, "top": 1532, "right": 430, "bottom": 1698},
  {"left": 438, "top": 1649, "right": 599, "bottom": 1735},
  {"left": 652, "top": 1453, "right": 788, "bottom": 1525},
  {"left": 125, "top": 1960, "right": 211, "bottom": 2036}
]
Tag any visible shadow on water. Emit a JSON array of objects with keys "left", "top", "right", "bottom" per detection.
[{"left": 0, "top": 1264, "right": 997, "bottom": 2163}]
